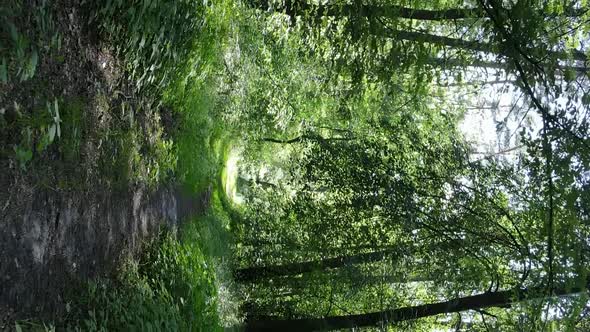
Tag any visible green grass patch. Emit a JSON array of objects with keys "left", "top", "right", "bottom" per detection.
[
  {"left": 58, "top": 97, "right": 84, "bottom": 163},
  {"left": 181, "top": 187, "right": 241, "bottom": 327},
  {"left": 91, "top": 0, "right": 237, "bottom": 191},
  {"left": 92, "top": 0, "right": 205, "bottom": 94},
  {"left": 53, "top": 230, "right": 221, "bottom": 331},
  {"left": 166, "top": 79, "right": 222, "bottom": 193}
]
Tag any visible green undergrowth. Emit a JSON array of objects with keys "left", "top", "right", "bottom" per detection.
[
  {"left": 90, "top": 0, "right": 236, "bottom": 192},
  {"left": 14, "top": 0, "right": 242, "bottom": 329},
  {"left": 165, "top": 73, "right": 226, "bottom": 193},
  {"left": 162, "top": 5, "right": 234, "bottom": 193},
  {"left": 63, "top": 231, "right": 222, "bottom": 331},
  {"left": 57, "top": 0, "right": 238, "bottom": 330},
  {"left": 0, "top": 0, "right": 60, "bottom": 84},
  {"left": 91, "top": 0, "right": 205, "bottom": 95},
  {"left": 180, "top": 187, "right": 241, "bottom": 328}
]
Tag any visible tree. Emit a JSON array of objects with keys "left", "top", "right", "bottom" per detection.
[
  {"left": 249, "top": 0, "right": 587, "bottom": 21},
  {"left": 235, "top": 248, "right": 399, "bottom": 282},
  {"left": 244, "top": 277, "right": 590, "bottom": 331}
]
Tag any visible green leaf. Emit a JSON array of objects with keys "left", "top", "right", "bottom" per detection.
[
  {"left": 8, "top": 22, "right": 18, "bottom": 42},
  {"left": 48, "top": 124, "right": 56, "bottom": 142},
  {"left": 54, "top": 99, "right": 61, "bottom": 132},
  {"left": 564, "top": 68, "right": 576, "bottom": 82},
  {"left": 14, "top": 145, "right": 32, "bottom": 170},
  {"left": 28, "top": 49, "right": 38, "bottom": 78},
  {"left": 0, "top": 58, "right": 7, "bottom": 83}
]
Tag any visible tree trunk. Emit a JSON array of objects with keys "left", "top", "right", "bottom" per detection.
[
  {"left": 235, "top": 249, "right": 396, "bottom": 283},
  {"left": 244, "top": 278, "right": 590, "bottom": 331},
  {"left": 249, "top": 0, "right": 588, "bottom": 63},
  {"left": 249, "top": 0, "right": 585, "bottom": 21},
  {"left": 262, "top": 135, "right": 354, "bottom": 144},
  {"left": 376, "top": 28, "right": 587, "bottom": 62},
  {"left": 425, "top": 57, "right": 588, "bottom": 73},
  {"left": 250, "top": 0, "right": 481, "bottom": 20}
]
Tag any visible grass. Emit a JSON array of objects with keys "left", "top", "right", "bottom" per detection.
[
  {"left": 161, "top": 5, "right": 234, "bottom": 193},
  {"left": 1, "top": 0, "right": 62, "bottom": 169},
  {"left": 90, "top": 0, "right": 204, "bottom": 94},
  {"left": 64, "top": 230, "right": 222, "bottom": 332},
  {"left": 180, "top": 188, "right": 242, "bottom": 327},
  {"left": 88, "top": 0, "right": 236, "bottom": 191},
  {"left": 7, "top": 97, "right": 74, "bottom": 171},
  {"left": 58, "top": 98, "right": 84, "bottom": 164}
]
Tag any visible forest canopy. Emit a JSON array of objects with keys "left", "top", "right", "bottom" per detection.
[{"left": 227, "top": 0, "right": 590, "bottom": 330}]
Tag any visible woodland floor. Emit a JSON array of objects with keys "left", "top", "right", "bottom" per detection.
[{"left": 0, "top": 1, "right": 209, "bottom": 327}]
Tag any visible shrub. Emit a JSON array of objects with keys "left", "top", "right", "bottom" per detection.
[
  {"left": 68, "top": 232, "right": 222, "bottom": 331},
  {"left": 93, "top": 0, "right": 205, "bottom": 93}
]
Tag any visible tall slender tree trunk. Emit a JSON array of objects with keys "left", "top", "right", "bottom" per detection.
[
  {"left": 244, "top": 278, "right": 590, "bottom": 331},
  {"left": 426, "top": 57, "right": 588, "bottom": 73},
  {"left": 375, "top": 27, "right": 587, "bottom": 62},
  {"left": 235, "top": 249, "right": 396, "bottom": 283},
  {"left": 250, "top": 0, "right": 481, "bottom": 20},
  {"left": 249, "top": 0, "right": 585, "bottom": 21},
  {"left": 262, "top": 135, "right": 354, "bottom": 144},
  {"left": 248, "top": 0, "right": 587, "bottom": 62},
  {"left": 438, "top": 79, "right": 517, "bottom": 87}
]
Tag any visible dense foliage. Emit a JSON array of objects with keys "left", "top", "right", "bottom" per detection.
[
  {"left": 226, "top": 0, "right": 590, "bottom": 331},
  {"left": 3, "top": 0, "right": 590, "bottom": 330}
]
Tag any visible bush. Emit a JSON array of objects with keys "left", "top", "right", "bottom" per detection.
[
  {"left": 68, "top": 232, "right": 222, "bottom": 331},
  {"left": 93, "top": 0, "right": 205, "bottom": 93}
]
